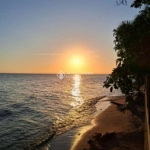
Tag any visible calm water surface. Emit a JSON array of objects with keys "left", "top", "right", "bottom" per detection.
[{"left": 0, "top": 74, "right": 121, "bottom": 149}]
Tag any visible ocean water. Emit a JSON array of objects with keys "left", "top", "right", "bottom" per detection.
[{"left": 0, "top": 74, "right": 121, "bottom": 149}]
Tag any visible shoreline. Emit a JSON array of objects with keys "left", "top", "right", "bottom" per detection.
[
  {"left": 71, "top": 96, "right": 144, "bottom": 150},
  {"left": 50, "top": 96, "right": 112, "bottom": 150}
]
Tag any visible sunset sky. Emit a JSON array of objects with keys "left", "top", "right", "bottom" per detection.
[{"left": 0, "top": 0, "right": 140, "bottom": 74}]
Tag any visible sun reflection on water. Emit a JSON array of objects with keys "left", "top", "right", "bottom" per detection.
[{"left": 70, "top": 75, "right": 84, "bottom": 107}]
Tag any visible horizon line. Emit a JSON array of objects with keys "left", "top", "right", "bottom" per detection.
[{"left": 0, "top": 72, "right": 109, "bottom": 75}]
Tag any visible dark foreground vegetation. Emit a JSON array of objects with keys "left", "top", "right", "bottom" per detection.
[{"left": 104, "top": 0, "right": 150, "bottom": 95}]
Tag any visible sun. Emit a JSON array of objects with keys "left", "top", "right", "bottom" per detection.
[
  {"left": 67, "top": 55, "right": 85, "bottom": 73},
  {"left": 75, "top": 59, "right": 79, "bottom": 64}
]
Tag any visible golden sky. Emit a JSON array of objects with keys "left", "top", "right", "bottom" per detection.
[{"left": 0, "top": 1, "right": 139, "bottom": 74}]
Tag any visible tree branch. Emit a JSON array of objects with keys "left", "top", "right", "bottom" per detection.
[{"left": 116, "top": 0, "right": 127, "bottom": 5}]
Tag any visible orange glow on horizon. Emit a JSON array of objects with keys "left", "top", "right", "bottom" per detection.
[
  {"left": 50, "top": 45, "right": 107, "bottom": 74},
  {"left": 0, "top": 44, "right": 115, "bottom": 74}
]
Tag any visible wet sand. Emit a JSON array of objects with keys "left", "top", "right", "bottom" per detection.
[
  {"left": 50, "top": 96, "right": 111, "bottom": 150},
  {"left": 71, "top": 96, "right": 144, "bottom": 150}
]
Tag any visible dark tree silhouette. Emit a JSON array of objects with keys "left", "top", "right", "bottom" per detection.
[
  {"left": 116, "top": 0, "right": 150, "bottom": 7},
  {"left": 104, "top": 7, "right": 150, "bottom": 94},
  {"left": 131, "top": 0, "right": 150, "bottom": 8}
]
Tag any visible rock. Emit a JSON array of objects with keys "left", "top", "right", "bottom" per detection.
[
  {"left": 88, "top": 132, "right": 119, "bottom": 150},
  {"left": 100, "top": 132, "right": 116, "bottom": 142},
  {"left": 93, "top": 133, "right": 102, "bottom": 142},
  {"left": 87, "top": 139, "right": 104, "bottom": 150}
]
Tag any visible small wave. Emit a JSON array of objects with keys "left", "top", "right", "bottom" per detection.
[
  {"left": 29, "top": 95, "right": 37, "bottom": 99},
  {"left": 11, "top": 103, "right": 24, "bottom": 109},
  {"left": 0, "top": 109, "right": 13, "bottom": 118},
  {"left": 43, "top": 95, "right": 59, "bottom": 99},
  {"left": 25, "top": 96, "right": 105, "bottom": 149},
  {"left": 0, "top": 90, "right": 6, "bottom": 93}
]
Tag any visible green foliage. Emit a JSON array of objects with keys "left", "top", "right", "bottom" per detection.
[{"left": 104, "top": 6, "right": 150, "bottom": 94}]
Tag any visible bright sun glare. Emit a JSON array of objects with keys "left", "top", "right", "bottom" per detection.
[
  {"left": 75, "top": 59, "right": 79, "bottom": 64},
  {"left": 67, "top": 54, "right": 85, "bottom": 72}
]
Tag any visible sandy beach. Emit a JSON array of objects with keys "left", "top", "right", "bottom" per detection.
[{"left": 71, "top": 96, "right": 144, "bottom": 150}]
